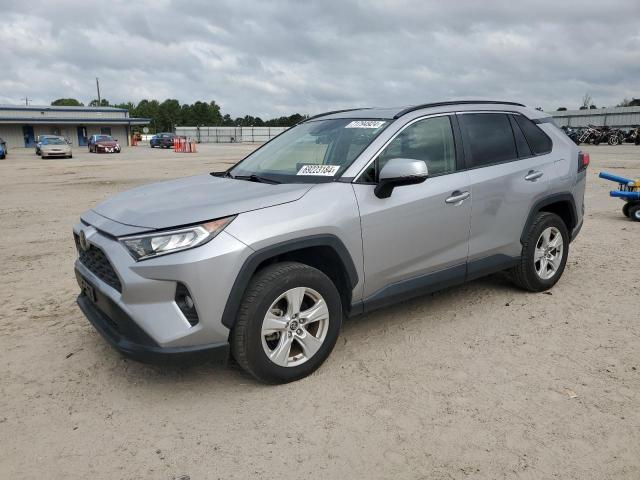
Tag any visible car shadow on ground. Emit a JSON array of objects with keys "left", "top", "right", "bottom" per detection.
[{"left": 87, "top": 272, "right": 522, "bottom": 387}]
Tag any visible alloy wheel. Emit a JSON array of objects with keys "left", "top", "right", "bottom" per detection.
[
  {"left": 534, "top": 226, "right": 564, "bottom": 280},
  {"left": 261, "top": 287, "right": 329, "bottom": 367}
]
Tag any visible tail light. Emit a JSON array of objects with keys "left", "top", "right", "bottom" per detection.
[{"left": 578, "top": 151, "right": 590, "bottom": 172}]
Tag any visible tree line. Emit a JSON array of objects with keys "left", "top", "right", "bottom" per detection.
[
  {"left": 555, "top": 94, "right": 640, "bottom": 111},
  {"left": 50, "top": 98, "right": 307, "bottom": 132}
]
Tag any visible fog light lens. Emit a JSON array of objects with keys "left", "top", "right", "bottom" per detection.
[{"left": 175, "top": 283, "right": 199, "bottom": 326}]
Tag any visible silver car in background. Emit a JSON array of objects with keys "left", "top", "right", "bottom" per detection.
[
  {"left": 41, "top": 137, "right": 72, "bottom": 159},
  {"left": 73, "top": 100, "right": 587, "bottom": 383}
]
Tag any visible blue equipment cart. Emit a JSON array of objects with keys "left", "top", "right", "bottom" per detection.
[{"left": 599, "top": 171, "right": 640, "bottom": 221}]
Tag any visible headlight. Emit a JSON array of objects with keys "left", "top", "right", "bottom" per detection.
[{"left": 120, "top": 216, "right": 235, "bottom": 261}]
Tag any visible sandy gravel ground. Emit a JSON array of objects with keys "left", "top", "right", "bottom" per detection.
[{"left": 1, "top": 143, "right": 639, "bottom": 479}]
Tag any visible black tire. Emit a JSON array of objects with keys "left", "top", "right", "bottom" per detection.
[
  {"left": 509, "top": 212, "right": 569, "bottom": 292},
  {"left": 629, "top": 204, "right": 640, "bottom": 222},
  {"left": 231, "top": 261, "right": 342, "bottom": 384},
  {"left": 622, "top": 203, "right": 631, "bottom": 217}
]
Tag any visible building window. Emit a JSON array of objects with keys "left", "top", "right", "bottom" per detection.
[{"left": 100, "top": 127, "right": 112, "bottom": 136}]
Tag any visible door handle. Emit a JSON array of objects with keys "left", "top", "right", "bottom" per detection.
[
  {"left": 524, "top": 170, "right": 544, "bottom": 181},
  {"left": 445, "top": 191, "right": 470, "bottom": 205}
]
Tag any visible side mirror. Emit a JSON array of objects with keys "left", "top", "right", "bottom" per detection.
[{"left": 374, "top": 158, "right": 428, "bottom": 198}]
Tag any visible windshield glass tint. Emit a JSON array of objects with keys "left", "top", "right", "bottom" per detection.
[
  {"left": 96, "top": 135, "right": 112, "bottom": 141},
  {"left": 230, "top": 119, "right": 389, "bottom": 182}
]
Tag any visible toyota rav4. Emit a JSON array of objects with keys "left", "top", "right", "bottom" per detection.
[{"left": 73, "top": 100, "right": 587, "bottom": 383}]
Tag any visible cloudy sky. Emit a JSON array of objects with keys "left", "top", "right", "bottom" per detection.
[{"left": 0, "top": 0, "right": 639, "bottom": 118}]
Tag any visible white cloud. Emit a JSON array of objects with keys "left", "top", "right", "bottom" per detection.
[{"left": 0, "top": 0, "right": 638, "bottom": 116}]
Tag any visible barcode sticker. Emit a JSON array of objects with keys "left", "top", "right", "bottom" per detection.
[
  {"left": 297, "top": 165, "right": 340, "bottom": 176},
  {"left": 345, "top": 120, "right": 386, "bottom": 129}
]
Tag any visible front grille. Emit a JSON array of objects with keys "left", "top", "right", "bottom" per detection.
[{"left": 74, "top": 234, "right": 122, "bottom": 292}]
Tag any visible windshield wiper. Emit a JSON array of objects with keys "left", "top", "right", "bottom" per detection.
[{"left": 230, "top": 174, "right": 281, "bottom": 184}]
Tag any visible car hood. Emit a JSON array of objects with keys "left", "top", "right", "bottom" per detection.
[{"left": 91, "top": 174, "right": 314, "bottom": 230}]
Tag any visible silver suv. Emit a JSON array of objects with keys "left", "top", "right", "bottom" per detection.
[{"left": 74, "top": 101, "right": 587, "bottom": 383}]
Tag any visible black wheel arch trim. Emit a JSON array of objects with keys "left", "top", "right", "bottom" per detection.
[
  {"left": 521, "top": 193, "right": 577, "bottom": 244},
  {"left": 221, "top": 234, "right": 359, "bottom": 330}
]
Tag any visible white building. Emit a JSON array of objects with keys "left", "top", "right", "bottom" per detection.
[{"left": 0, "top": 104, "right": 150, "bottom": 149}]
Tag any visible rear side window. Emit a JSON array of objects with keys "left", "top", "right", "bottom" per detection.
[
  {"left": 459, "top": 113, "right": 517, "bottom": 167},
  {"left": 514, "top": 115, "right": 552, "bottom": 155}
]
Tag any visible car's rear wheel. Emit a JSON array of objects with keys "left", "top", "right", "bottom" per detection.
[
  {"left": 623, "top": 202, "right": 631, "bottom": 217},
  {"left": 231, "top": 261, "right": 342, "bottom": 384},
  {"left": 509, "top": 212, "right": 569, "bottom": 292},
  {"left": 629, "top": 204, "right": 640, "bottom": 222}
]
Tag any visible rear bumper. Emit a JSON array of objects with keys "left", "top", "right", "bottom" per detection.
[{"left": 75, "top": 269, "right": 229, "bottom": 365}]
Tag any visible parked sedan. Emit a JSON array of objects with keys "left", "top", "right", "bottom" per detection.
[
  {"left": 88, "top": 135, "right": 121, "bottom": 154},
  {"left": 41, "top": 137, "right": 72, "bottom": 159},
  {"left": 36, "top": 135, "right": 61, "bottom": 155},
  {"left": 0, "top": 137, "right": 6, "bottom": 159},
  {"left": 150, "top": 132, "right": 176, "bottom": 148}
]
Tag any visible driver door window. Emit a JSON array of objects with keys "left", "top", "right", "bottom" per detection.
[{"left": 362, "top": 116, "right": 456, "bottom": 182}]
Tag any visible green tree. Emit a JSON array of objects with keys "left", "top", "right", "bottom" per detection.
[
  {"left": 133, "top": 99, "right": 160, "bottom": 132},
  {"left": 556, "top": 107, "right": 567, "bottom": 111},
  {"left": 89, "top": 99, "right": 110, "bottom": 107},
  {"left": 113, "top": 101, "right": 135, "bottom": 111},
  {"left": 158, "top": 99, "right": 181, "bottom": 131},
  {"left": 51, "top": 98, "right": 84, "bottom": 106}
]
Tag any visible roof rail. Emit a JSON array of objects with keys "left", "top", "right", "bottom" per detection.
[
  {"left": 393, "top": 100, "right": 525, "bottom": 119},
  {"left": 303, "top": 107, "right": 371, "bottom": 122}
]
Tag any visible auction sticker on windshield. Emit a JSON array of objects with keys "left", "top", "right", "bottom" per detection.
[
  {"left": 345, "top": 120, "right": 386, "bottom": 129},
  {"left": 297, "top": 165, "right": 340, "bottom": 176}
]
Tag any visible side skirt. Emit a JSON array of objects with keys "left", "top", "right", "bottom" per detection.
[{"left": 352, "top": 254, "right": 519, "bottom": 316}]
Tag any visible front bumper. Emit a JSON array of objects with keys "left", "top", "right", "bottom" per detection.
[
  {"left": 42, "top": 150, "right": 70, "bottom": 157},
  {"left": 75, "top": 273, "right": 229, "bottom": 365},
  {"left": 73, "top": 217, "right": 252, "bottom": 364},
  {"left": 96, "top": 146, "right": 121, "bottom": 153}
]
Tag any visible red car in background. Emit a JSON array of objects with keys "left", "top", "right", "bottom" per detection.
[{"left": 88, "top": 134, "right": 121, "bottom": 153}]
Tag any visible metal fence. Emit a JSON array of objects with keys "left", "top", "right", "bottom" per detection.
[
  {"left": 175, "top": 126, "right": 288, "bottom": 143},
  {"left": 549, "top": 106, "right": 640, "bottom": 129}
]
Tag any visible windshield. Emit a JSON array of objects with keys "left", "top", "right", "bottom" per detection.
[
  {"left": 96, "top": 135, "right": 113, "bottom": 141},
  {"left": 43, "top": 138, "right": 66, "bottom": 145},
  {"left": 229, "top": 119, "right": 390, "bottom": 183}
]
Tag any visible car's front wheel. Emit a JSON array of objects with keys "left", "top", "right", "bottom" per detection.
[
  {"left": 509, "top": 212, "right": 569, "bottom": 292},
  {"left": 231, "top": 261, "right": 342, "bottom": 384}
]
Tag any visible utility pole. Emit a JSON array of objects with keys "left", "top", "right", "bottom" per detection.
[
  {"left": 21, "top": 97, "right": 31, "bottom": 106},
  {"left": 96, "top": 77, "right": 101, "bottom": 106}
]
